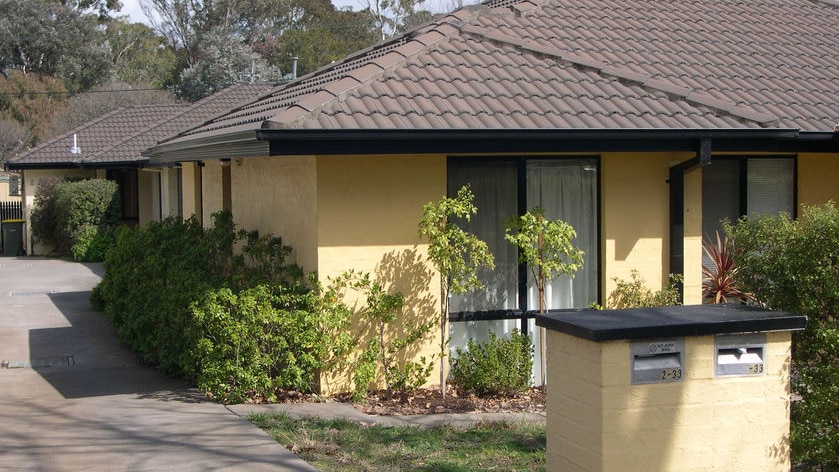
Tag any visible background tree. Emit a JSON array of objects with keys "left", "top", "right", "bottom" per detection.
[
  {"left": 49, "top": 0, "right": 122, "bottom": 18},
  {"left": 0, "top": 119, "right": 32, "bottom": 165},
  {"left": 177, "top": 28, "right": 281, "bottom": 101},
  {"left": 725, "top": 203, "right": 839, "bottom": 469},
  {"left": 0, "top": 0, "right": 112, "bottom": 93},
  {"left": 49, "top": 82, "right": 180, "bottom": 136},
  {"left": 418, "top": 184, "right": 494, "bottom": 398},
  {"left": 105, "top": 20, "right": 180, "bottom": 88},
  {"left": 0, "top": 71, "right": 69, "bottom": 146},
  {"left": 361, "top": 0, "right": 430, "bottom": 39}
]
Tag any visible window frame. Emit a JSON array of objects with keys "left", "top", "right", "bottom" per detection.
[{"left": 447, "top": 156, "right": 602, "bottom": 328}]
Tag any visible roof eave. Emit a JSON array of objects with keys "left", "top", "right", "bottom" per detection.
[
  {"left": 147, "top": 130, "right": 267, "bottom": 165},
  {"left": 256, "top": 128, "right": 824, "bottom": 156}
]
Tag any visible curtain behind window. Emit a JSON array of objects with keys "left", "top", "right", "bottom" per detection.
[
  {"left": 526, "top": 160, "right": 598, "bottom": 309},
  {"left": 448, "top": 162, "right": 518, "bottom": 312},
  {"left": 747, "top": 158, "right": 794, "bottom": 217}
]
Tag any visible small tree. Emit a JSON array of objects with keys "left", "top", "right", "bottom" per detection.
[
  {"left": 418, "top": 185, "right": 494, "bottom": 398},
  {"left": 505, "top": 207, "right": 584, "bottom": 384},
  {"left": 725, "top": 203, "right": 839, "bottom": 468},
  {"left": 344, "top": 271, "right": 435, "bottom": 401},
  {"left": 505, "top": 207, "right": 584, "bottom": 313}
]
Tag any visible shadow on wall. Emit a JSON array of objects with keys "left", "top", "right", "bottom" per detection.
[{"left": 329, "top": 247, "right": 437, "bottom": 392}]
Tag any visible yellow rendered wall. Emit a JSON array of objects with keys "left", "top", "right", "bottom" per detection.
[
  {"left": 137, "top": 169, "right": 159, "bottom": 225},
  {"left": 683, "top": 168, "right": 702, "bottom": 304},
  {"left": 601, "top": 152, "right": 695, "bottom": 304},
  {"left": 230, "top": 156, "right": 318, "bottom": 274},
  {"left": 797, "top": 154, "right": 839, "bottom": 208},
  {"left": 316, "top": 154, "right": 445, "bottom": 394},
  {"left": 21, "top": 168, "right": 94, "bottom": 255},
  {"left": 180, "top": 162, "right": 201, "bottom": 223},
  {"left": 547, "top": 329, "right": 792, "bottom": 471},
  {"left": 201, "top": 160, "right": 224, "bottom": 227}
]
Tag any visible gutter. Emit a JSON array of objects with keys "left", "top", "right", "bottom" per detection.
[{"left": 255, "top": 128, "right": 806, "bottom": 156}]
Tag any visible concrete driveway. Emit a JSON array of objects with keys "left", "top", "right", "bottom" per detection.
[{"left": 0, "top": 258, "right": 315, "bottom": 471}]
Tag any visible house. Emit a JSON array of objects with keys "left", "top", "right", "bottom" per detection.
[
  {"left": 152, "top": 0, "right": 839, "bottom": 389},
  {"left": 5, "top": 83, "right": 276, "bottom": 254}
]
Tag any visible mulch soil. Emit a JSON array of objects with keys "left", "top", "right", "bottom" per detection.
[{"left": 271, "top": 386, "right": 546, "bottom": 417}]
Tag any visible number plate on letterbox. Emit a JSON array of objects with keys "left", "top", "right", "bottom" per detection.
[{"left": 631, "top": 339, "right": 685, "bottom": 385}]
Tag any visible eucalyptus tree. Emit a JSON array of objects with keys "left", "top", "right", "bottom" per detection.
[{"left": 0, "top": 0, "right": 112, "bottom": 93}]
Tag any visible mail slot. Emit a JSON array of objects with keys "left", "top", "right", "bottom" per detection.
[
  {"left": 631, "top": 339, "right": 685, "bottom": 384},
  {"left": 716, "top": 333, "right": 766, "bottom": 376}
]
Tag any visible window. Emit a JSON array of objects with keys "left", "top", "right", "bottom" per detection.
[
  {"left": 8, "top": 175, "right": 20, "bottom": 196},
  {"left": 702, "top": 157, "right": 795, "bottom": 239},
  {"left": 447, "top": 157, "right": 599, "bottom": 385},
  {"left": 447, "top": 158, "right": 599, "bottom": 314}
]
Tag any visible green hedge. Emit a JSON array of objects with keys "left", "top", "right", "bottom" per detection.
[
  {"left": 30, "top": 177, "right": 120, "bottom": 260},
  {"left": 91, "top": 211, "right": 359, "bottom": 401}
]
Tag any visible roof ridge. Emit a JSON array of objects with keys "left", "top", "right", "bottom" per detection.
[{"left": 459, "top": 24, "right": 780, "bottom": 127}]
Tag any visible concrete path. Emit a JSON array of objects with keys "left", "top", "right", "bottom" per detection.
[{"left": 0, "top": 258, "right": 316, "bottom": 472}]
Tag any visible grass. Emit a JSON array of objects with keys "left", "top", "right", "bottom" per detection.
[{"left": 249, "top": 413, "right": 546, "bottom": 471}]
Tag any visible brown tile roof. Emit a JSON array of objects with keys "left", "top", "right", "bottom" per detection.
[
  {"left": 7, "top": 83, "right": 276, "bottom": 169},
  {"left": 164, "top": 0, "right": 839, "bottom": 145},
  {"left": 8, "top": 105, "right": 185, "bottom": 168}
]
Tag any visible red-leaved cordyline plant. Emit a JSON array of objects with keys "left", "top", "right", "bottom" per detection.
[{"left": 702, "top": 231, "right": 757, "bottom": 304}]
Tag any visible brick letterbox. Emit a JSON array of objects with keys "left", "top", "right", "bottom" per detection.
[{"left": 536, "top": 304, "right": 805, "bottom": 472}]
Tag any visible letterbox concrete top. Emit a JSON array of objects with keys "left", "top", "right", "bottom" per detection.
[{"left": 535, "top": 304, "right": 806, "bottom": 342}]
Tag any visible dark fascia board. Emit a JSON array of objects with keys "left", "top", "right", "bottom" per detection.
[
  {"left": 146, "top": 128, "right": 839, "bottom": 164},
  {"left": 257, "top": 128, "right": 814, "bottom": 156},
  {"left": 5, "top": 160, "right": 147, "bottom": 171},
  {"left": 5, "top": 161, "right": 84, "bottom": 171},
  {"left": 535, "top": 303, "right": 806, "bottom": 342}
]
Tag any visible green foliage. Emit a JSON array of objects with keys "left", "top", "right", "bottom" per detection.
[
  {"left": 418, "top": 184, "right": 495, "bottom": 398},
  {"left": 191, "top": 282, "right": 354, "bottom": 403},
  {"left": 105, "top": 21, "right": 179, "bottom": 88},
  {"left": 505, "top": 207, "right": 584, "bottom": 312},
  {"left": 29, "top": 177, "right": 64, "bottom": 251},
  {"left": 451, "top": 330, "right": 533, "bottom": 396},
  {"left": 71, "top": 224, "right": 115, "bottom": 262},
  {"left": 725, "top": 203, "right": 839, "bottom": 468},
  {"left": 0, "top": 0, "right": 112, "bottom": 93},
  {"left": 30, "top": 177, "right": 120, "bottom": 259},
  {"left": 607, "top": 270, "right": 682, "bottom": 309},
  {"left": 94, "top": 211, "right": 305, "bottom": 377},
  {"left": 329, "top": 270, "right": 434, "bottom": 401},
  {"left": 177, "top": 28, "right": 281, "bottom": 101}
]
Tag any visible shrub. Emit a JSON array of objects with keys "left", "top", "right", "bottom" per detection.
[
  {"left": 30, "top": 177, "right": 120, "bottom": 259},
  {"left": 29, "top": 177, "right": 64, "bottom": 252},
  {"left": 701, "top": 231, "right": 755, "bottom": 304},
  {"left": 607, "top": 270, "right": 682, "bottom": 309},
  {"left": 341, "top": 270, "right": 434, "bottom": 401},
  {"left": 725, "top": 203, "right": 839, "bottom": 469},
  {"left": 190, "top": 283, "right": 354, "bottom": 403},
  {"left": 451, "top": 329, "right": 533, "bottom": 396},
  {"left": 71, "top": 224, "right": 115, "bottom": 262}
]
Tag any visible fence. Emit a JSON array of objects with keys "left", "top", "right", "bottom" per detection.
[{"left": 0, "top": 201, "right": 22, "bottom": 221}]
